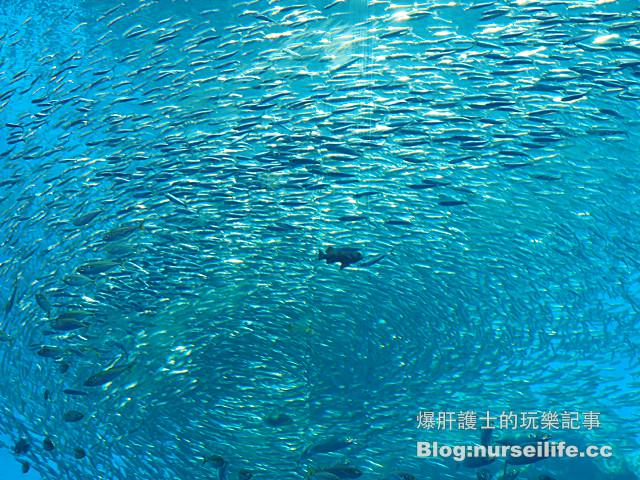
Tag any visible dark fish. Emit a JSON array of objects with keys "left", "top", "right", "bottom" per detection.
[
  {"left": 218, "top": 462, "right": 229, "bottom": 480},
  {"left": 51, "top": 318, "right": 87, "bottom": 331},
  {"left": 353, "top": 191, "right": 379, "bottom": 198},
  {"left": 266, "top": 222, "right": 298, "bottom": 233},
  {"left": 73, "top": 447, "right": 86, "bottom": 459},
  {"left": 13, "top": 438, "right": 29, "bottom": 455},
  {"left": 561, "top": 93, "right": 587, "bottom": 102},
  {"left": 35, "top": 292, "right": 51, "bottom": 315},
  {"left": 63, "top": 410, "right": 85, "bottom": 422},
  {"left": 203, "top": 454, "right": 228, "bottom": 480},
  {"left": 43, "top": 437, "right": 55, "bottom": 451},
  {"left": 318, "top": 247, "right": 363, "bottom": 270},
  {"left": 76, "top": 259, "right": 119, "bottom": 275},
  {"left": 538, "top": 476, "right": 556, "bottom": 480},
  {"left": 21, "top": 461, "right": 30, "bottom": 473},
  {"left": 238, "top": 469, "right": 253, "bottom": 480},
  {"left": 63, "top": 388, "right": 89, "bottom": 396},
  {"left": 103, "top": 242, "right": 136, "bottom": 257},
  {"left": 62, "top": 273, "right": 93, "bottom": 286},
  {"left": 386, "top": 220, "right": 412, "bottom": 226},
  {"left": 37, "top": 345, "right": 64, "bottom": 359},
  {"left": 4, "top": 278, "right": 18, "bottom": 315},
  {"left": 263, "top": 413, "right": 293, "bottom": 427},
  {"left": 531, "top": 174, "right": 561, "bottom": 181},
  {"left": 338, "top": 215, "right": 366, "bottom": 222},
  {"left": 0, "top": 328, "right": 11, "bottom": 343},
  {"left": 439, "top": 200, "right": 467, "bottom": 207},
  {"left": 325, "top": 0, "right": 345, "bottom": 10},
  {"left": 103, "top": 223, "right": 143, "bottom": 242},
  {"left": 84, "top": 362, "right": 133, "bottom": 387},
  {"left": 421, "top": 179, "right": 450, "bottom": 188},
  {"left": 302, "top": 437, "right": 354, "bottom": 458},
  {"left": 502, "top": 162, "right": 530, "bottom": 169},
  {"left": 72, "top": 209, "right": 102, "bottom": 226},
  {"left": 203, "top": 455, "right": 226, "bottom": 468}
]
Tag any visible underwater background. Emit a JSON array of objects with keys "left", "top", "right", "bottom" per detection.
[{"left": 0, "top": 0, "right": 639, "bottom": 479}]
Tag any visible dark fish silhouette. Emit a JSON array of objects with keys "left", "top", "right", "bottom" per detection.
[
  {"left": 63, "top": 388, "right": 89, "bottom": 396},
  {"left": 63, "top": 410, "right": 85, "bottom": 422},
  {"left": 84, "top": 363, "right": 133, "bottom": 387},
  {"left": 43, "top": 437, "right": 55, "bottom": 451},
  {"left": 302, "top": 437, "right": 354, "bottom": 458},
  {"left": 34, "top": 292, "right": 51, "bottom": 315},
  {"left": 203, "top": 454, "right": 226, "bottom": 468},
  {"left": 37, "top": 345, "right": 64, "bottom": 359},
  {"left": 318, "top": 247, "right": 363, "bottom": 270},
  {"left": 263, "top": 412, "right": 293, "bottom": 427},
  {"left": 238, "top": 469, "right": 253, "bottom": 480},
  {"left": 4, "top": 278, "right": 18, "bottom": 315},
  {"left": 13, "top": 438, "right": 29, "bottom": 455},
  {"left": 72, "top": 209, "right": 102, "bottom": 227}
]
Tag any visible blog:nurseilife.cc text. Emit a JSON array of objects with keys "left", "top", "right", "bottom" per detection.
[{"left": 417, "top": 441, "right": 613, "bottom": 462}]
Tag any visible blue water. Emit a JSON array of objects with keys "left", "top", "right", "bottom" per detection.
[
  {"left": 0, "top": 446, "right": 41, "bottom": 479},
  {"left": 0, "top": 0, "right": 639, "bottom": 479}
]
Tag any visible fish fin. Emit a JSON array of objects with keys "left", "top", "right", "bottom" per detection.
[
  {"left": 360, "top": 254, "right": 386, "bottom": 268},
  {"left": 340, "top": 262, "right": 347, "bottom": 270},
  {"left": 218, "top": 461, "right": 229, "bottom": 480},
  {"left": 318, "top": 249, "right": 326, "bottom": 260}
]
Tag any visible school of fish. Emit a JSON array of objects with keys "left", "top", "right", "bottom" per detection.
[{"left": 0, "top": 0, "right": 639, "bottom": 479}]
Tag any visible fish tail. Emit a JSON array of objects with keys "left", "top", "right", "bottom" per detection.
[
  {"left": 317, "top": 249, "right": 325, "bottom": 260},
  {"left": 114, "top": 342, "right": 130, "bottom": 362},
  {"left": 217, "top": 461, "right": 229, "bottom": 480}
]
